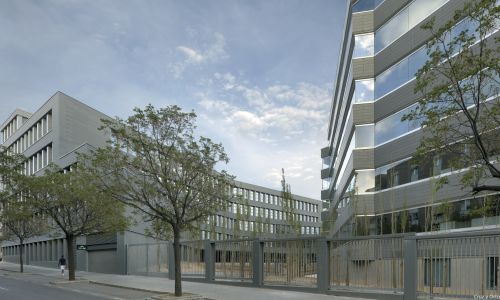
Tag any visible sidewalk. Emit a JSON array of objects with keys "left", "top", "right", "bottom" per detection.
[{"left": 0, "top": 262, "right": 372, "bottom": 300}]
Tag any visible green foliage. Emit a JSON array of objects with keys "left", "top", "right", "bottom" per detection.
[
  {"left": 438, "top": 200, "right": 455, "bottom": 223},
  {"left": 82, "top": 104, "right": 232, "bottom": 233},
  {"left": 80, "top": 104, "right": 231, "bottom": 296},
  {"left": 321, "top": 208, "right": 337, "bottom": 236},
  {"left": 469, "top": 194, "right": 499, "bottom": 218},
  {"left": 27, "top": 164, "right": 128, "bottom": 237},
  {"left": 1, "top": 200, "right": 47, "bottom": 243},
  {"left": 145, "top": 219, "right": 172, "bottom": 241},
  {"left": 25, "top": 164, "right": 127, "bottom": 280},
  {"left": 403, "top": 0, "right": 500, "bottom": 194},
  {"left": 0, "top": 146, "right": 26, "bottom": 206},
  {"left": 1, "top": 199, "right": 47, "bottom": 273},
  {"left": 280, "top": 169, "right": 301, "bottom": 236}
]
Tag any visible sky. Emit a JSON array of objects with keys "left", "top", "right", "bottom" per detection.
[{"left": 0, "top": 0, "right": 347, "bottom": 199}]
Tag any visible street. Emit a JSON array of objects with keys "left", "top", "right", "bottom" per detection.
[{"left": 0, "top": 271, "right": 157, "bottom": 300}]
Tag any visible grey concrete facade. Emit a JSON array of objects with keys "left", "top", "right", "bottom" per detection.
[{"left": 322, "top": 0, "right": 500, "bottom": 237}]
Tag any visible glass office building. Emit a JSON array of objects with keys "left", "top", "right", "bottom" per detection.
[{"left": 321, "top": 0, "right": 499, "bottom": 237}]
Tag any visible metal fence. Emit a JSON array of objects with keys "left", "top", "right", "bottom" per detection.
[
  {"left": 180, "top": 240, "right": 205, "bottom": 277},
  {"left": 127, "top": 243, "right": 169, "bottom": 276},
  {"left": 124, "top": 230, "right": 500, "bottom": 300},
  {"left": 263, "top": 239, "right": 317, "bottom": 287},
  {"left": 330, "top": 236, "right": 404, "bottom": 291},
  {"left": 417, "top": 234, "right": 500, "bottom": 298},
  {"left": 214, "top": 239, "right": 253, "bottom": 282}
]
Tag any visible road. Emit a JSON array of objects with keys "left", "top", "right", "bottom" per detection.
[{"left": 0, "top": 271, "right": 158, "bottom": 300}]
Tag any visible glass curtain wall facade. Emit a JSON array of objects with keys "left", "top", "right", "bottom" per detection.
[{"left": 321, "top": 0, "right": 500, "bottom": 237}]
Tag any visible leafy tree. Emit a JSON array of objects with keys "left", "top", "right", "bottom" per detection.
[
  {"left": 0, "top": 146, "right": 25, "bottom": 206},
  {"left": 145, "top": 219, "right": 172, "bottom": 241},
  {"left": 403, "top": 0, "right": 500, "bottom": 193},
  {"left": 82, "top": 104, "right": 231, "bottom": 296},
  {"left": 280, "top": 169, "right": 300, "bottom": 236},
  {"left": 0, "top": 146, "right": 46, "bottom": 272},
  {"left": 1, "top": 200, "right": 47, "bottom": 273},
  {"left": 27, "top": 165, "right": 127, "bottom": 281}
]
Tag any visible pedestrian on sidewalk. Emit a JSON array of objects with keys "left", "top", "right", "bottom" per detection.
[{"left": 58, "top": 255, "right": 66, "bottom": 276}]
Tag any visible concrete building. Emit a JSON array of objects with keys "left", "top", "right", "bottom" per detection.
[
  {"left": 321, "top": 0, "right": 499, "bottom": 237},
  {"left": 202, "top": 180, "right": 321, "bottom": 241},
  {"left": 0, "top": 91, "right": 321, "bottom": 273}
]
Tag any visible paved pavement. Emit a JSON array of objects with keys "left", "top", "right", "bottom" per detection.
[{"left": 0, "top": 262, "right": 373, "bottom": 300}]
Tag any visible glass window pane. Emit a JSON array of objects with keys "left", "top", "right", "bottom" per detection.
[
  {"left": 355, "top": 125, "right": 374, "bottom": 148},
  {"left": 352, "top": 0, "right": 384, "bottom": 13},
  {"left": 356, "top": 169, "right": 375, "bottom": 193},
  {"left": 408, "top": 0, "right": 448, "bottom": 28},
  {"left": 335, "top": 134, "right": 355, "bottom": 192},
  {"left": 375, "top": 58, "right": 409, "bottom": 98},
  {"left": 353, "top": 33, "right": 374, "bottom": 58},
  {"left": 354, "top": 79, "right": 374, "bottom": 103},
  {"left": 408, "top": 47, "right": 428, "bottom": 78},
  {"left": 375, "top": 104, "right": 418, "bottom": 145},
  {"left": 375, "top": 7, "right": 408, "bottom": 52}
]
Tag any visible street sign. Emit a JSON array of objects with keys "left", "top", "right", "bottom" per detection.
[{"left": 76, "top": 244, "right": 87, "bottom": 250}]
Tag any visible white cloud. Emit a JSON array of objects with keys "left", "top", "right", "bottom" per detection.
[
  {"left": 199, "top": 73, "right": 329, "bottom": 137},
  {"left": 229, "top": 110, "right": 266, "bottom": 132},
  {"left": 170, "top": 32, "right": 227, "bottom": 78},
  {"left": 177, "top": 46, "right": 204, "bottom": 63},
  {"left": 196, "top": 73, "right": 329, "bottom": 199}
]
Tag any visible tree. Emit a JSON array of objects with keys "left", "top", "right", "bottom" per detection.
[
  {"left": 280, "top": 169, "right": 300, "bottom": 236},
  {"left": 1, "top": 200, "right": 47, "bottom": 273},
  {"left": 0, "top": 146, "right": 46, "bottom": 273},
  {"left": 403, "top": 0, "right": 500, "bottom": 193},
  {"left": 82, "top": 104, "right": 231, "bottom": 296},
  {"left": 27, "top": 165, "right": 127, "bottom": 281},
  {"left": 0, "top": 146, "right": 25, "bottom": 206}
]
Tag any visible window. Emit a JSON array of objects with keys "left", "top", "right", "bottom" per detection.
[
  {"left": 353, "top": 33, "right": 374, "bottom": 58},
  {"left": 374, "top": 103, "right": 419, "bottom": 145},
  {"left": 335, "top": 134, "right": 356, "bottom": 192},
  {"left": 424, "top": 258, "right": 451, "bottom": 287},
  {"left": 355, "top": 124, "right": 374, "bottom": 148},
  {"left": 375, "top": 6, "right": 408, "bottom": 52},
  {"left": 354, "top": 79, "right": 374, "bottom": 103},
  {"left": 355, "top": 169, "right": 375, "bottom": 193},
  {"left": 410, "top": 166, "right": 419, "bottom": 182},
  {"left": 352, "top": 0, "right": 384, "bottom": 13},
  {"left": 488, "top": 257, "right": 498, "bottom": 290},
  {"left": 375, "top": 0, "right": 448, "bottom": 53}
]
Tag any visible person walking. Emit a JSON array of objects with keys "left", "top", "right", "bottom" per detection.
[{"left": 58, "top": 255, "right": 66, "bottom": 276}]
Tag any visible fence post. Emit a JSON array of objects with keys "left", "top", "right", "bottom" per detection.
[
  {"left": 125, "top": 245, "right": 128, "bottom": 275},
  {"left": 317, "top": 238, "right": 330, "bottom": 292},
  {"left": 167, "top": 242, "right": 175, "bottom": 280},
  {"left": 205, "top": 240, "right": 215, "bottom": 281},
  {"left": 403, "top": 236, "right": 417, "bottom": 300},
  {"left": 252, "top": 239, "right": 263, "bottom": 286},
  {"left": 146, "top": 243, "right": 149, "bottom": 274}
]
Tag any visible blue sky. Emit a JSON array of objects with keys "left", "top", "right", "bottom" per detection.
[{"left": 0, "top": 0, "right": 347, "bottom": 199}]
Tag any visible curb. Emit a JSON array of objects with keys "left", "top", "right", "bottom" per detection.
[
  {"left": 50, "top": 279, "right": 90, "bottom": 285},
  {"left": 89, "top": 280, "right": 164, "bottom": 293}
]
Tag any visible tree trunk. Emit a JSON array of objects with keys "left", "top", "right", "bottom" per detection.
[
  {"left": 173, "top": 228, "right": 182, "bottom": 296},
  {"left": 66, "top": 235, "right": 76, "bottom": 281},
  {"left": 19, "top": 239, "right": 24, "bottom": 273}
]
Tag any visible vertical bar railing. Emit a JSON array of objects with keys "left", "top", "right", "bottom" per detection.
[
  {"left": 121, "top": 230, "right": 500, "bottom": 299},
  {"left": 416, "top": 233, "right": 500, "bottom": 298},
  {"left": 214, "top": 239, "right": 253, "bottom": 282},
  {"left": 180, "top": 240, "right": 205, "bottom": 277},
  {"left": 329, "top": 235, "right": 405, "bottom": 291},
  {"left": 263, "top": 238, "right": 318, "bottom": 288}
]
